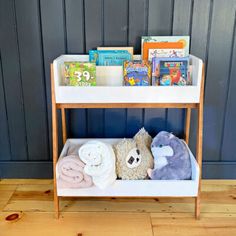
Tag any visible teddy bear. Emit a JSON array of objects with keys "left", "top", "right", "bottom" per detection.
[
  {"left": 147, "top": 131, "right": 192, "bottom": 180},
  {"left": 115, "top": 128, "right": 154, "bottom": 180}
]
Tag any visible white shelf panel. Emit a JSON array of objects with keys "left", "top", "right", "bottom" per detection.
[
  {"left": 57, "top": 139, "right": 199, "bottom": 197},
  {"left": 53, "top": 55, "right": 203, "bottom": 104}
]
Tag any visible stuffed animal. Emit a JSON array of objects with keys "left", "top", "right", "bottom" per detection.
[
  {"left": 115, "top": 128, "right": 154, "bottom": 180},
  {"left": 147, "top": 131, "right": 191, "bottom": 180}
]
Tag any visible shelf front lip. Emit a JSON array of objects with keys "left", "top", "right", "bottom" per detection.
[
  {"left": 56, "top": 103, "right": 198, "bottom": 109},
  {"left": 58, "top": 194, "right": 198, "bottom": 198}
]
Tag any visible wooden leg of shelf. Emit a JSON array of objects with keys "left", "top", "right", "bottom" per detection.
[
  {"left": 61, "top": 107, "right": 67, "bottom": 144},
  {"left": 185, "top": 108, "right": 191, "bottom": 145},
  {"left": 194, "top": 64, "right": 205, "bottom": 220},
  {"left": 54, "top": 182, "right": 59, "bottom": 219},
  {"left": 195, "top": 195, "right": 200, "bottom": 220},
  {"left": 51, "top": 64, "right": 60, "bottom": 219},
  {"left": 195, "top": 98, "right": 204, "bottom": 220}
]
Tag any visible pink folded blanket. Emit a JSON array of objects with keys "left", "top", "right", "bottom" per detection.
[{"left": 57, "top": 155, "right": 93, "bottom": 188}]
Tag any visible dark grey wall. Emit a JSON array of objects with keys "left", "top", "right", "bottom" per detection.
[{"left": 0, "top": 0, "right": 236, "bottom": 178}]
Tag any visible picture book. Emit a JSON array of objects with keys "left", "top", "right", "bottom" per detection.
[
  {"left": 152, "top": 57, "right": 190, "bottom": 86},
  {"left": 159, "top": 58, "right": 189, "bottom": 86},
  {"left": 98, "top": 52, "right": 131, "bottom": 66},
  {"left": 148, "top": 48, "right": 185, "bottom": 60},
  {"left": 97, "top": 47, "right": 134, "bottom": 58},
  {"left": 64, "top": 62, "right": 96, "bottom": 86},
  {"left": 143, "top": 41, "right": 184, "bottom": 60},
  {"left": 123, "top": 60, "right": 151, "bottom": 86},
  {"left": 89, "top": 50, "right": 131, "bottom": 65},
  {"left": 141, "top": 36, "right": 190, "bottom": 57}
]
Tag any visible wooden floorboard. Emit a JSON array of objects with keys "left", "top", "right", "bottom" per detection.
[
  {"left": 0, "top": 212, "right": 153, "bottom": 236},
  {"left": 151, "top": 213, "right": 236, "bottom": 236},
  {"left": 0, "top": 179, "right": 235, "bottom": 235}
]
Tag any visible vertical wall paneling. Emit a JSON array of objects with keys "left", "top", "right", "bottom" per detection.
[
  {"left": 0, "top": 56, "right": 11, "bottom": 161},
  {"left": 15, "top": 0, "right": 49, "bottom": 161},
  {"left": 85, "top": 0, "right": 104, "bottom": 137},
  {"left": 167, "top": 0, "right": 192, "bottom": 137},
  {"left": 84, "top": 0, "right": 103, "bottom": 51},
  {"left": 126, "top": 0, "right": 148, "bottom": 136},
  {"left": 203, "top": 0, "right": 236, "bottom": 161},
  {"left": 221, "top": 9, "right": 236, "bottom": 161},
  {"left": 103, "top": 0, "right": 128, "bottom": 137},
  {"left": 148, "top": 0, "right": 173, "bottom": 36},
  {"left": 103, "top": 0, "right": 128, "bottom": 46},
  {"left": 188, "top": 0, "right": 211, "bottom": 155},
  {"left": 65, "top": 0, "right": 84, "bottom": 54},
  {"left": 128, "top": 0, "right": 148, "bottom": 53},
  {"left": 145, "top": 0, "right": 173, "bottom": 135},
  {"left": 0, "top": 0, "right": 27, "bottom": 160},
  {"left": 64, "top": 0, "right": 87, "bottom": 138},
  {"left": 40, "top": 0, "right": 66, "bottom": 155}
]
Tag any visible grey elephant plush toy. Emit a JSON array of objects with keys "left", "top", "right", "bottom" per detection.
[{"left": 147, "top": 131, "right": 191, "bottom": 180}]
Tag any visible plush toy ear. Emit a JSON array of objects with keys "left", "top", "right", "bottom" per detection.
[
  {"left": 169, "top": 133, "right": 175, "bottom": 139},
  {"left": 147, "top": 168, "right": 153, "bottom": 178}
]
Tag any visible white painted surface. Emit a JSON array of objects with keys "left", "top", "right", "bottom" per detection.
[
  {"left": 53, "top": 55, "right": 203, "bottom": 104},
  {"left": 57, "top": 139, "right": 199, "bottom": 197}
]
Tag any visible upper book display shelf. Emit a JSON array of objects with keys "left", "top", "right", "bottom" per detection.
[{"left": 52, "top": 55, "right": 203, "bottom": 104}]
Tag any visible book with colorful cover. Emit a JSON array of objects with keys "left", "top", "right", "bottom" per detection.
[
  {"left": 159, "top": 58, "right": 189, "bottom": 86},
  {"left": 142, "top": 41, "right": 184, "bottom": 60},
  {"left": 64, "top": 62, "right": 96, "bottom": 86},
  {"left": 124, "top": 60, "right": 151, "bottom": 86},
  {"left": 152, "top": 57, "right": 189, "bottom": 86},
  {"left": 89, "top": 50, "right": 131, "bottom": 65},
  {"left": 141, "top": 36, "right": 190, "bottom": 57}
]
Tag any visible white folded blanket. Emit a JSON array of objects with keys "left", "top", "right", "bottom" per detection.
[
  {"left": 57, "top": 155, "right": 93, "bottom": 188},
  {"left": 79, "top": 141, "right": 117, "bottom": 189}
]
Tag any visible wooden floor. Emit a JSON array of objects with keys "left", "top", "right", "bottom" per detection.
[{"left": 0, "top": 180, "right": 236, "bottom": 236}]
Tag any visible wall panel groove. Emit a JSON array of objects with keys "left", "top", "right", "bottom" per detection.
[{"left": 0, "top": 54, "right": 11, "bottom": 161}]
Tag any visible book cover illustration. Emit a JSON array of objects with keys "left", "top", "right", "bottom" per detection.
[
  {"left": 89, "top": 50, "right": 131, "bottom": 65},
  {"left": 152, "top": 57, "right": 191, "bottom": 86},
  {"left": 142, "top": 42, "right": 184, "bottom": 60},
  {"left": 124, "top": 60, "right": 151, "bottom": 86},
  {"left": 148, "top": 48, "right": 185, "bottom": 60},
  {"left": 141, "top": 36, "right": 190, "bottom": 57},
  {"left": 64, "top": 62, "right": 96, "bottom": 86},
  {"left": 159, "top": 58, "right": 189, "bottom": 86}
]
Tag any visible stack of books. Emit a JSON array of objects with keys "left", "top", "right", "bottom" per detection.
[
  {"left": 62, "top": 37, "right": 192, "bottom": 87},
  {"left": 141, "top": 36, "right": 191, "bottom": 86}
]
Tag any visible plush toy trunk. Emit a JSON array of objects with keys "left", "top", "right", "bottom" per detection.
[
  {"left": 57, "top": 139, "right": 199, "bottom": 197},
  {"left": 53, "top": 55, "right": 202, "bottom": 104}
]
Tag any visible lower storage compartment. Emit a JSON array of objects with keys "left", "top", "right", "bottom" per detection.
[{"left": 56, "top": 139, "right": 199, "bottom": 197}]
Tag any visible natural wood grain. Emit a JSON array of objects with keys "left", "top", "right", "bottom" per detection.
[
  {"left": 151, "top": 212, "right": 236, "bottom": 236},
  {"left": 0, "top": 179, "right": 53, "bottom": 185},
  {"left": 195, "top": 64, "right": 205, "bottom": 219},
  {"left": 185, "top": 108, "right": 191, "bottom": 144},
  {"left": 0, "top": 212, "right": 153, "bottom": 236},
  {"left": 51, "top": 63, "right": 59, "bottom": 218},
  {"left": 3, "top": 181, "right": 236, "bottom": 214},
  {"left": 1, "top": 180, "right": 236, "bottom": 235},
  {"left": 0, "top": 185, "right": 16, "bottom": 210},
  {"left": 61, "top": 107, "right": 67, "bottom": 144}
]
